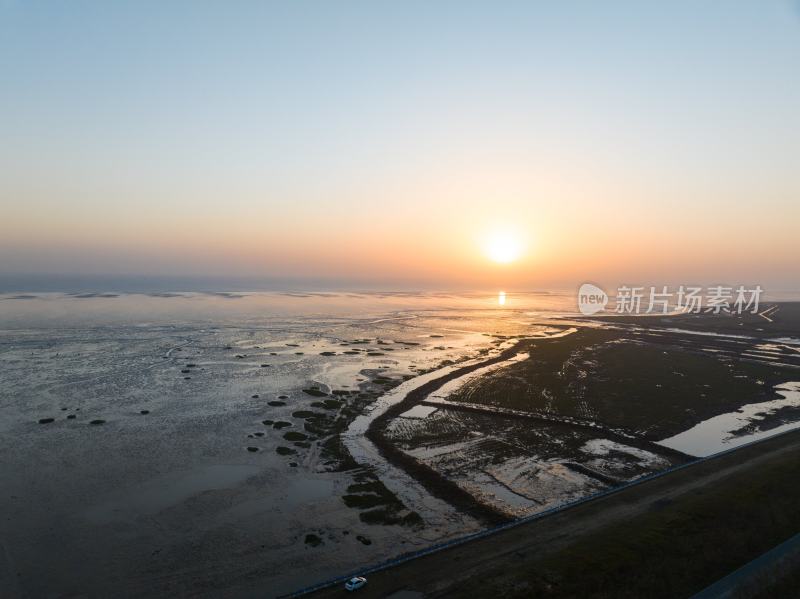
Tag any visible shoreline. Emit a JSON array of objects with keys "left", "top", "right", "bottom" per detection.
[
  {"left": 342, "top": 337, "right": 525, "bottom": 525},
  {"left": 365, "top": 337, "right": 533, "bottom": 524}
]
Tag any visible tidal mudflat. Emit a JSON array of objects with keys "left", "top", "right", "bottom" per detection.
[
  {"left": 0, "top": 291, "right": 566, "bottom": 597},
  {"left": 406, "top": 306, "right": 800, "bottom": 520},
  {"left": 1, "top": 293, "right": 799, "bottom": 597}
]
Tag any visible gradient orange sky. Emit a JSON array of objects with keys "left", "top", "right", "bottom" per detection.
[{"left": 2, "top": 3, "right": 799, "bottom": 291}]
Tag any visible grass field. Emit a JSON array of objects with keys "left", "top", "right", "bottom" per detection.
[
  {"left": 451, "top": 323, "right": 797, "bottom": 440},
  {"left": 452, "top": 444, "right": 800, "bottom": 598}
]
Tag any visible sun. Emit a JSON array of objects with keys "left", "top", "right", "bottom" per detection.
[{"left": 483, "top": 229, "right": 523, "bottom": 264}]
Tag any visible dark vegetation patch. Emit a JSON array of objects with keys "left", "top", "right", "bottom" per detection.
[
  {"left": 449, "top": 328, "right": 793, "bottom": 440},
  {"left": 292, "top": 410, "right": 321, "bottom": 419},
  {"left": 303, "top": 414, "right": 334, "bottom": 437},
  {"left": 341, "top": 472, "right": 423, "bottom": 527}
]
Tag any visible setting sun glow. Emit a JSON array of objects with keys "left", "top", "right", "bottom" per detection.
[{"left": 483, "top": 230, "right": 524, "bottom": 264}]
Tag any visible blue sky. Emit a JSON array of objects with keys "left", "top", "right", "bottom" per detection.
[{"left": 2, "top": 2, "right": 799, "bottom": 290}]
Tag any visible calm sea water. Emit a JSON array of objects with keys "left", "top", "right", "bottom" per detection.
[{"left": 0, "top": 289, "right": 576, "bottom": 327}]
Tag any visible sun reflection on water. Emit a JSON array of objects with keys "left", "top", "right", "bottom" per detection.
[{"left": 498, "top": 291, "right": 506, "bottom": 306}]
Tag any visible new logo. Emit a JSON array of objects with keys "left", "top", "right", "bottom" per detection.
[{"left": 578, "top": 283, "right": 608, "bottom": 315}]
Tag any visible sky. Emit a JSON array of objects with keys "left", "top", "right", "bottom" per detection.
[{"left": 1, "top": 1, "right": 799, "bottom": 291}]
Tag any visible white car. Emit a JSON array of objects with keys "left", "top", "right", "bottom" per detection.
[{"left": 345, "top": 576, "right": 367, "bottom": 591}]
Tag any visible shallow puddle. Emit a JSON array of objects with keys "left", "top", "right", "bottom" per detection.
[{"left": 657, "top": 382, "right": 800, "bottom": 457}]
